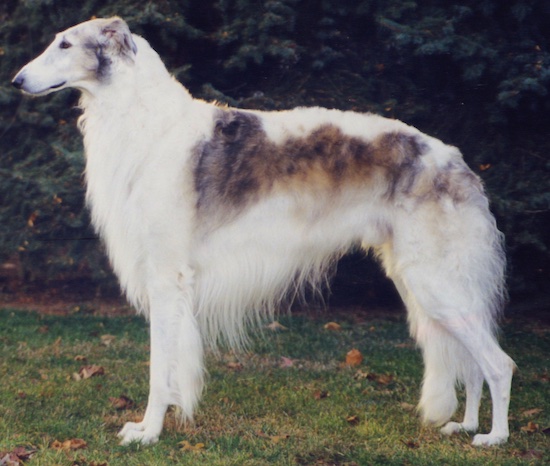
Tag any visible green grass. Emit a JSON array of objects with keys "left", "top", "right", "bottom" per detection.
[{"left": 0, "top": 308, "right": 548, "bottom": 465}]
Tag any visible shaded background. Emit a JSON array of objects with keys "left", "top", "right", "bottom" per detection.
[{"left": 0, "top": 0, "right": 549, "bottom": 309}]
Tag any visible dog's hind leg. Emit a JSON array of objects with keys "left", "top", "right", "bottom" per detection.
[
  {"left": 399, "top": 269, "right": 514, "bottom": 446},
  {"left": 118, "top": 267, "right": 204, "bottom": 445},
  {"left": 441, "top": 359, "right": 483, "bottom": 435},
  {"left": 390, "top": 277, "right": 459, "bottom": 426}
]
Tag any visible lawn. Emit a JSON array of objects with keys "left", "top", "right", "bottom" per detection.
[{"left": 0, "top": 306, "right": 548, "bottom": 465}]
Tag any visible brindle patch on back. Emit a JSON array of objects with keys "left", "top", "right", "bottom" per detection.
[{"left": 193, "top": 109, "right": 433, "bottom": 215}]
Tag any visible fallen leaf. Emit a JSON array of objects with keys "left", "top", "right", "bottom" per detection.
[
  {"left": 313, "top": 390, "right": 329, "bottom": 400},
  {"left": 78, "top": 365, "right": 105, "bottom": 380},
  {"left": 178, "top": 440, "right": 205, "bottom": 453},
  {"left": 109, "top": 395, "right": 134, "bottom": 410},
  {"left": 521, "top": 408, "right": 543, "bottom": 418},
  {"left": 401, "top": 439, "right": 420, "bottom": 449},
  {"left": 0, "top": 453, "right": 19, "bottom": 466},
  {"left": 27, "top": 211, "right": 38, "bottom": 227},
  {"left": 74, "top": 355, "right": 87, "bottom": 362},
  {"left": 400, "top": 402, "right": 415, "bottom": 411},
  {"left": 520, "top": 421, "right": 539, "bottom": 433},
  {"left": 269, "top": 435, "right": 289, "bottom": 444},
  {"left": 266, "top": 321, "right": 288, "bottom": 332},
  {"left": 226, "top": 362, "right": 244, "bottom": 371},
  {"left": 345, "top": 349, "right": 363, "bottom": 367},
  {"left": 0, "top": 447, "right": 37, "bottom": 466},
  {"left": 100, "top": 334, "right": 116, "bottom": 346},
  {"left": 51, "top": 438, "right": 87, "bottom": 451},
  {"left": 346, "top": 415, "right": 360, "bottom": 425},
  {"left": 10, "top": 448, "right": 35, "bottom": 461},
  {"left": 324, "top": 322, "right": 342, "bottom": 331},
  {"left": 353, "top": 370, "right": 370, "bottom": 380},
  {"left": 512, "top": 449, "right": 544, "bottom": 460},
  {"left": 374, "top": 374, "right": 394, "bottom": 385},
  {"left": 279, "top": 357, "right": 295, "bottom": 368},
  {"left": 256, "top": 431, "right": 290, "bottom": 443},
  {"left": 363, "top": 372, "right": 394, "bottom": 385}
]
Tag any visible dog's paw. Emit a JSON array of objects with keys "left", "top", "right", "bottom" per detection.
[
  {"left": 441, "top": 421, "right": 478, "bottom": 436},
  {"left": 471, "top": 432, "right": 508, "bottom": 447},
  {"left": 118, "top": 421, "right": 160, "bottom": 445}
]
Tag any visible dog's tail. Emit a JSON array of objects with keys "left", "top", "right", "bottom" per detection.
[
  {"left": 417, "top": 207, "right": 505, "bottom": 425},
  {"left": 378, "top": 157, "right": 508, "bottom": 426}
]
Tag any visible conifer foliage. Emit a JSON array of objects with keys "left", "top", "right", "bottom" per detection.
[{"left": 0, "top": 1, "right": 548, "bottom": 293}]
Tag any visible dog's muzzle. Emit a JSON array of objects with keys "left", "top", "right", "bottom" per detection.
[{"left": 11, "top": 72, "right": 66, "bottom": 94}]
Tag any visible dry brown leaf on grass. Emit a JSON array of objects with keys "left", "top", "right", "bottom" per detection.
[
  {"left": 324, "top": 322, "right": 342, "bottom": 331},
  {"left": 401, "top": 439, "right": 420, "bottom": 449},
  {"left": 371, "top": 373, "right": 393, "bottom": 385},
  {"left": 0, "top": 453, "right": 20, "bottom": 466},
  {"left": 400, "top": 402, "right": 416, "bottom": 411},
  {"left": 353, "top": 369, "right": 369, "bottom": 380},
  {"left": 266, "top": 321, "right": 288, "bottom": 332},
  {"left": 256, "top": 431, "right": 290, "bottom": 443},
  {"left": 51, "top": 438, "right": 87, "bottom": 451},
  {"left": 345, "top": 349, "right": 363, "bottom": 367},
  {"left": 313, "top": 390, "right": 329, "bottom": 400},
  {"left": 178, "top": 440, "right": 205, "bottom": 453},
  {"left": 346, "top": 415, "right": 360, "bottom": 426},
  {"left": 512, "top": 449, "right": 544, "bottom": 460},
  {"left": 109, "top": 395, "right": 135, "bottom": 410},
  {"left": 279, "top": 356, "right": 295, "bottom": 368},
  {"left": 521, "top": 408, "right": 543, "bottom": 418},
  {"left": 73, "top": 365, "right": 105, "bottom": 381},
  {"left": 520, "top": 421, "right": 539, "bottom": 433},
  {"left": 0, "top": 447, "right": 37, "bottom": 466},
  {"left": 226, "top": 361, "right": 244, "bottom": 371},
  {"left": 100, "top": 334, "right": 117, "bottom": 346}
]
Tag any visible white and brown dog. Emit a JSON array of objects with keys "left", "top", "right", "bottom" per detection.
[{"left": 13, "top": 17, "right": 514, "bottom": 446}]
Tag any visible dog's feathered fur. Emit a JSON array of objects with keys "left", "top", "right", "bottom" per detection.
[{"left": 12, "top": 17, "right": 514, "bottom": 446}]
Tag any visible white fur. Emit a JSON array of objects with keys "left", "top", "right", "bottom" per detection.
[{"left": 13, "top": 17, "right": 514, "bottom": 447}]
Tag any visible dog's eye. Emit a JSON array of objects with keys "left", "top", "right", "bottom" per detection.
[{"left": 59, "top": 40, "right": 72, "bottom": 49}]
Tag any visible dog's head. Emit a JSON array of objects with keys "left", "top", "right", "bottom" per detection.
[{"left": 12, "top": 17, "right": 137, "bottom": 96}]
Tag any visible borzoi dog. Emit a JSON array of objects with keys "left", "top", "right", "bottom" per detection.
[{"left": 12, "top": 17, "right": 514, "bottom": 446}]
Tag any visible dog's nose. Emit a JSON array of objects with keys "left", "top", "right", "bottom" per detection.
[{"left": 12, "top": 75, "right": 24, "bottom": 90}]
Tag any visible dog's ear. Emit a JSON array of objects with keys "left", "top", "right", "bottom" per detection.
[{"left": 100, "top": 17, "right": 138, "bottom": 58}]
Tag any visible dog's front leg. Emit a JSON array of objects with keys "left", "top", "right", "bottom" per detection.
[
  {"left": 118, "top": 269, "right": 203, "bottom": 445},
  {"left": 117, "top": 307, "right": 174, "bottom": 445}
]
